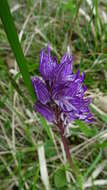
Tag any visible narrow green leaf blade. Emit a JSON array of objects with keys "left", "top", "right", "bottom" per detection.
[
  {"left": 0, "top": 0, "right": 36, "bottom": 102},
  {"left": 39, "top": 116, "right": 53, "bottom": 142}
]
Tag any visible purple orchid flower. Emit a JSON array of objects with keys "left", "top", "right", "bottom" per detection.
[
  {"left": 32, "top": 46, "right": 94, "bottom": 168},
  {"left": 32, "top": 46, "right": 94, "bottom": 127}
]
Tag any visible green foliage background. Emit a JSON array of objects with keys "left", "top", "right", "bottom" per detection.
[{"left": 0, "top": 0, "right": 107, "bottom": 189}]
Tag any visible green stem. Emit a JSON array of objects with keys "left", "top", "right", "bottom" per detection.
[{"left": 57, "top": 123, "right": 72, "bottom": 167}]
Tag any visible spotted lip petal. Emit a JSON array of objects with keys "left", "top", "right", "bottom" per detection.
[
  {"left": 40, "top": 46, "right": 58, "bottom": 81},
  {"left": 52, "top": 77, "right": 87, "bottom": 101},
  {"left": 52, "top": 70, "right": 93, "bottom": 123},
  {"left": 35, "top": 101, "right": 55, "bottom": 122},
  {"left": 32, "top": 76, "right": 50, "bottom": 104}
]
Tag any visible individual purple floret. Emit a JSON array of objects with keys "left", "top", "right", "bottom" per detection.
[{"left": 32, "top": 46, "right": 94, "bottom": 127}]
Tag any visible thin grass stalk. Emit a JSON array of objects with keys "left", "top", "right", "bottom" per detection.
[{"left": 0, "top": 0, "right": 35, "bottom": 102}]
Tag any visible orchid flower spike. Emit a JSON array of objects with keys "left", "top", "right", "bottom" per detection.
[{"left": 32, "top": 46, "right": 94, "bottom": 128}]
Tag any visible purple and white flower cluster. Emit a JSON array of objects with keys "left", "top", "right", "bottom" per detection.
[{"left": 32, "top": 46, "right": 93, "bottom": 127}]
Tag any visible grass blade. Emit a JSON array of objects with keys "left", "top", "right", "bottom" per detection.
[{"left": 0, "top": 0, "right": 36, "bottom": 102}]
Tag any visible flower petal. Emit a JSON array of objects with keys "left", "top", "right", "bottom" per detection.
[
  {"left": 32, "top": 77, "right": 50, "bottom": 104},
  {"left": 34, "top": 101, "right": 55, "bottom": 122},
  {"left": 80, "top": 72, "right": 85, "bottom": 82},
  {"left": 52, "top": 79, "right": 85, "bottom": 101},
  {"left": 84, "top": 112, "right": 94, "bottom": 123},
  {"left": 55, "top": 54, "right": 73, "bottom": 81},
  {"left": 40, "top": 46, "right": 58, "bottom": 81}
]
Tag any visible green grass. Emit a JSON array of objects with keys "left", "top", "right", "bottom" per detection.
[
  {"left": 0, "top": 0, "right": 35, "bottom": 102},
  {"left": 0, "top": 0, "right": 107, "bottom": 189}
]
